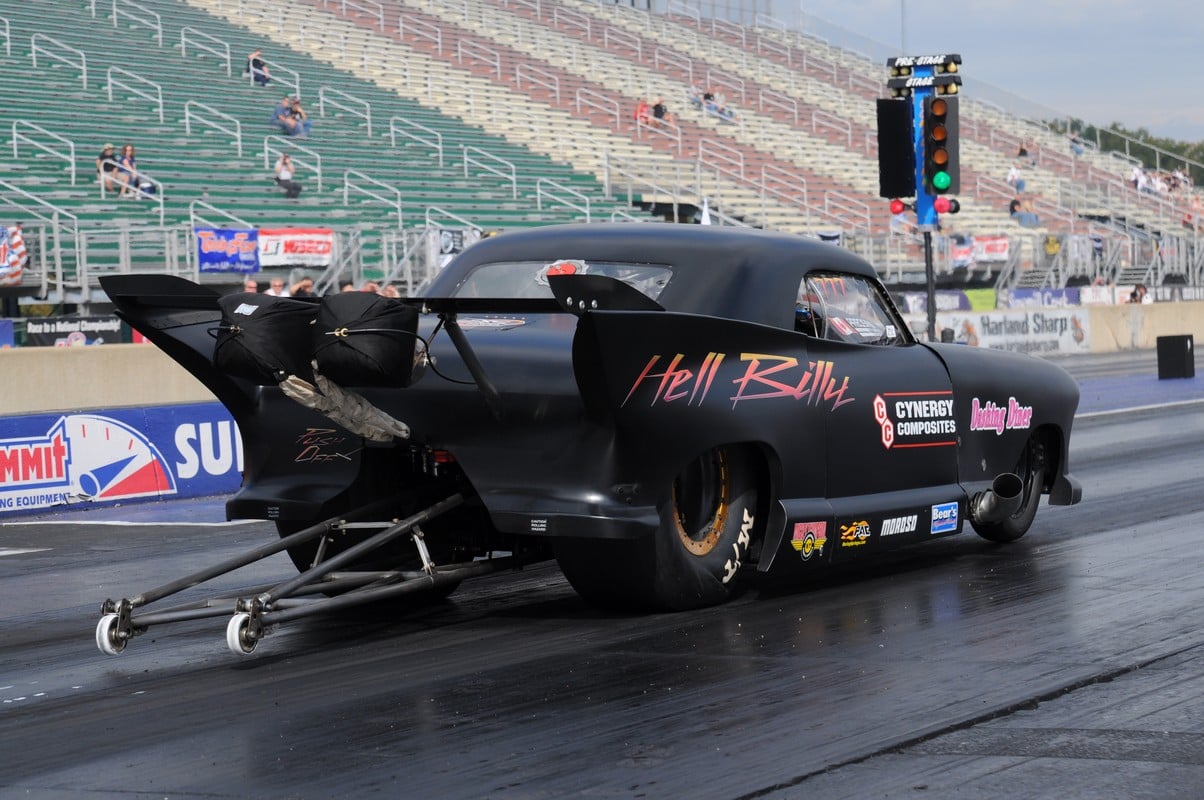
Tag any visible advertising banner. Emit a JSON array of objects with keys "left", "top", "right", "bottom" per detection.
[
  {"left": 934, "top": 308, "right": 1091, "bottom": 355},
  {"left": 23, "top": 316, "right": 129, "bottom": 347},
  {"left": 0, "top": 319, "right": 13, "bottom": 348},
  {"left": 1002, "top": 288, "right": 1082, "bottom": 309},
  {"left": 0, "top": 403, "right": 242, "bottom": 515},
  {"left": 973, "top": 235, "right": 1010, "bottom": 262},
  {"left": 258, "top": 227, "right": 334, "bottom": 267},
  {"left": 196, "top": 227, "right": 259, "bottom": 273}
]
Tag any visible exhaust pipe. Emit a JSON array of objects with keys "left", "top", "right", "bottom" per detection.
[{"left": 970, "top": 473, "right": 1025, "bottom": 525}]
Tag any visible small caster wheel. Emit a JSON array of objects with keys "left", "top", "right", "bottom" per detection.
[
  {"left": 226, "top": 612, "right": 259, "bottom": 656},
  {"left": 96, "top": 613, "right": 126, "bottom": 656}
]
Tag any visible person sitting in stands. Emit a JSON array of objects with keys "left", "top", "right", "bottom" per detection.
[
  {"left": 633, "top": 98, "right": 650, "bottom": 126},
  {"left": 1009, "top": 196, "right": 1040, "bottom": 228},
  {"left": 116, "top": 143, "right": 138, "bottom": 198},
  {"left": 289, "top": 99, "right": 312, "bottom": 138},
  {"left": 96, "top": 143, "right": 120, "bottom": 195},
  {"left": 272, "top": 95, "right": 299, "bottom": 136},
  {"left": 652, "top": 97, "right": 673, "bottom": 128},
  {"left": 247, "top": 49, "right": 271, "bottom": 86},
  {"left": 274, "top": 153, "right": 302, "bottom": 199}
]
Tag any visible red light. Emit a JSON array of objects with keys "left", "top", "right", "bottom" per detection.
[
  {"left": 933, "top": 196, "right": 951, "bottom": 214},
  {"left": 889, "top": 199, "right": 906, "bottom": 215}
]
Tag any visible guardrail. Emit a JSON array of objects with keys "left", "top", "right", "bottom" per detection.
[
  {"left": 462, "top": 146, "right": 517, "bottom": 199},
  {"left": 0, "top": 179, "right": 80, "bottom": 298},
  {"left": 318, "top": 86, "right": 372, "bottom": 137},
  {"left": 98, "top": 158, "right": 166, "bottom": 225},
  {"left": 344, "top": 169, "right": 403, "bottom": 229},
  {"left": 0, "top": 16, "right": 10, "bottom": 58},
  {"left": 249, "top": 58, "right": 301, "bottom": 99},
  {"left": 264, "top": 136, "right": 323, "bottom": 193},
  {"left": 537, "top": 178, "right": 591, "bottom": 222},
  {"left": 457, "top": 39, "right": 500, "bottom": 79},
  {"left": 399, "top": 12, "right": 442, "bottom": 53},
  {"left": 30, "top": 34, "right": 87, "bottom": 89},
  {"left": 12, "top": 121, "right": 76, "bottom": 185},
  {"left": 112, "top": 0, "right": 162, "bottom": 47},
  {"left": 389, "top": 116, "right": 444, "bottom": 168},
  {"left": 106, "top": 67, "right": 164, "bottom": 124},
  {"left": 189, "top": 199, "right": 251, "bottom": 230},
  {"left": 516, "top": 63, "right": 560, "bottom": 104},
  {"left": 184, "top": 101, "right": 243, "bottom": 157},
  {"left": 576, "top": 87, "right": 620, "bottom": 129},
  {"left": 179, "top": 27, "right": 231, "bottom": 77},
  {"left": 321, "top": 0, "right": 385, "bottom": 32}
]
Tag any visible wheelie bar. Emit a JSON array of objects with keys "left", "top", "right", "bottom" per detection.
[{"left": 95, "top": 493, "right": 493, "bottom": 657}]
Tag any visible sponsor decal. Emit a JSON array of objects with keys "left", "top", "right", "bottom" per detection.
[
  {"left": 623, "top": 352, "right": 853, "bottom": 411},
  {"left": 539, "top": 259, "right": 587, "bottom": 282},
  {"left": 293, "top": 428, "right": 357, "bottom": 464},
  {"left": 196, "top": 227, "right": 259, "bottom": 273},
  {"left": 721, "top": 508, "right": 756, "bottom": 583},
  {"left": 969, "top": 397, "right": 1033, "bottom": 435},
  {"left": 2, "top": 404, "right": 244, "bottom": 515},
  {"left": 839, "top": 519, "right": 871, "bottom": 548},
  {"left": 790, "top": 521, "right": 828, "bottom": 561},
  {"left": 931, "top": 502, "right": 959, "bottom": 534},
  {"left": 873, "top": 391, "right": 957, "bottom": 450},
  {"left": 879, "top": 514, "right": 918, "bottom": 536},
  {"left": 455, "top": 318, "right": 527, "bottom": 330},
  {"left": 234, "top": 303, "right": 259, "bottom": 316}
]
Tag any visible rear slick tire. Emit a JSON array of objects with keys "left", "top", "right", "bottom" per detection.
[{"left": 555, "top": 445, "right": 761, "bottom": 612}]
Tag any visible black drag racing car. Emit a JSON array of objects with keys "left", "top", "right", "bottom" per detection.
[{"left": 97, "top": 224, "right": 1081, "bottom": 655}]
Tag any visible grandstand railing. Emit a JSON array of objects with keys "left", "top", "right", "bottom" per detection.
[
  {"left": 537, "top": 178, "right": 591, "bottom": 222},
  {"left": 106, "top": 66, "right": 164, "bottom": 124},
  {"left": 0, "top": 181, "right": 81, "bottom": 298},
  {"left": 184, "top": 101, "right": 243, "bottom": 157},
  {"left": 344, "top": 170, "right": 404, "bottom": 229},
  {"left": 389, "top": 116, "right": 444, "bottom": 168},
  {"left": 462, "top": 146, "right": 517, "bottom": 200},
  {"left": 189, "top": 200, "right": 250, "bottom": 232},
  {"left": 653, "top": 46, "right": 693, "bottom": 85},
  {"left": 399, "top": 12, "right": 442, "bottom": 54},
  {"left": 698, "top": 138, "right": 743, "bottom": 181},
  {"left": 634, "top": 117, "right": 683, "bottom": 154},
  {"left": 179, "top": 27, "right": 232, "bottom": 77},
  {"left": 320, "top": 0, "right": 385, "bottom": 33},
  {"left": 318, "top": 86, "right": 372, "bottom": 137},
  {"left": 12, "top": 122, "right": 76, "bottom": 185},
  {"left": 760, "top": 163, "right": 810, "bottom": 228},
  {"left": 264, "top": 136, "right": 324, "bottom": 193},
  {"left": 575, "top": 88, "right": 620, "bottom": 129},
  {"left": 603, "top": 25, "right": 641, "bottom": 60},
  {"left": 457, "top": 39, "right": 501, "bottom": 79},
  {"left": 248, "top": 58, "right": 301, "bottom": 100},
  {"left": 516, "top": 62, "right": 560, "bottom": 103},
  {"left": 110, "top": 0, "right": 163, "bottom": 47},
  {"left": 30, "top": 34, "right": 86, "bottom": 89},
  {"left": 757, "top": 88, "right": 799, "bottom": 125},
  {"left": 0, "top": 16, "right": 10, "bottom": 58}
]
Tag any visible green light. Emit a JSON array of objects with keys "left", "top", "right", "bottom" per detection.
[{"left": 932, "top": 171, "right": 952, "bottom": 192}]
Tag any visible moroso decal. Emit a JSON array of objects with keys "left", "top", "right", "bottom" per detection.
[
  {"left": 873, "top": 391, "right": 957, "bottom": 450},
  {"left": 879, "top": 514, "right": 918, "bottom": 536},
  {"left": 931, "top": 502, "right": 959, "bottom": 534},
  {"left": 969, "top": 397, "right": 1033, "bottom": 435},
  {"left": 790, "top": 521, "right": 828, "bottom": 561},
  {"left": 623, "top": 352, "right": 854, "bottom": 411},
  {"left": 0, "top": 414, "right": 177, "bottom": 509},
  {"left": 839, "top": 520, "right": 871, "bottom": 548}
]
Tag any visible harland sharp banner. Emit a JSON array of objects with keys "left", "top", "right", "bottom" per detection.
[
  {"left": 195, "top": 227, "right": 259, "bottom": 273},
  {"left": 936, "top": 308, "right": 1090, "bottom": 355},
  {"left": 258, "top": 227, "right": 334, "bottom": 267},
  {"left": 0, "top": 403, "right": 243, "bottom": 515}
]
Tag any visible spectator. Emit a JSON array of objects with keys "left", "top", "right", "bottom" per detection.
[
  {"left": 290, "top": 275, "right": 315, "bottom": 297},
  {"left": 652, "top": 97, "right": 673, "bottom": 128},
  {"left": 272, "top": 95, "right": 299, "bottom": 136},
  {"left": 1009, "top": 196, "right": 1040, "bottom": 228},
  {"left": 379, "top": 284, "right": 401, "bottom": 298},
  {"left": 687, "top": 85, "right": 702, "bottom": 110},
  {"left": 243, "top": 279, "right": 259, "bottom": 293},
  {"left": 339, "top": 281, "right": 356, "bottom": 292},
  {"left": 1069, "top": 133, "right": 1085, "bottom": 156},
  {"left": 247, "top": 49, "right": 271, "bottom": 86},
  {"left": 1005, "top": 162, "right": 1026, "bottom": 194},
  {"left": 96, "top": 143, "right": 120, "bottom": 195},
  {"left": 633, "top": 97, "right": 650, "bottom": 126},
  {"left": 274, "top": 153, "right": 302, "bottom": 199},
  {"left": 1017, "top": 140, "right": 1036, "bottom": 166},
  {"left": 263, "top": 278, "right": 288, "bottom": 296},
  {"left": 289, "top": 99, "right": 312, "bottom": 138},
  {"left": 116, "top": 143, "right": 138, "bottom": 198},
  {"left": 1128, "top": 283, "right": 1149, "bottom": 304},
  {"left": 359, "top": 280, "right": 380, "bottom": 294}
]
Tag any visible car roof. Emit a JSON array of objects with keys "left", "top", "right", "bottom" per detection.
[{"left": 430, "top": 224, "right": 882, "bottom": 326}]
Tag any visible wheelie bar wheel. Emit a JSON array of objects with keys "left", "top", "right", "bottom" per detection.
[
  {"left": 95, "top": 613, "right": 127, "bottom": 656},
  {"left": 226, "top": 612, "right": 261, "bottom": 656}
]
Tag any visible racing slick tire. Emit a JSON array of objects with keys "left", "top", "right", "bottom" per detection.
[
  {"left": 972, "top": 434, "right": 1048, "bottom": 543},
  {"left": 554, "top": 445, "right": 761, "bottom": 612}
]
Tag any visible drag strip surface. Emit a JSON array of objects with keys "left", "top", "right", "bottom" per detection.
[{"left": 1, "top": 399, "right": 1203, "bottom": 797}]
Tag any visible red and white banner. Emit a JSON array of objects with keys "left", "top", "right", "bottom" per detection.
[
  {"left": 257, "top": 227, "right": 334, "bottom": 267},
  {"left": 0, "top": 224, "right": 27, "bottom": 286},
  {"left": 972, "top": 235, "right": 1009, "bottom": 262}
]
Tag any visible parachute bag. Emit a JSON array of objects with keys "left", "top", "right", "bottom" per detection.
[
  {"left": 312, "top": 292, "right": 419, "bottom": 387},
  {"left": 213, "top": 293, "right": 318, "bottom": 384}
]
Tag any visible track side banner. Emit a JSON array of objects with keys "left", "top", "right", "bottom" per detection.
[{"left": 0, "top": 403, "right": 242, "bottom": 515}]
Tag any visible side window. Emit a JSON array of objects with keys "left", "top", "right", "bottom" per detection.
[{"left": 794, "top": 273, "right": 911, "bottom": 346}]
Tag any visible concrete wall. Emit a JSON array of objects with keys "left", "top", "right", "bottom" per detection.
[
  {"left": 1, "top": 343, "right": 216, "bottom": 416},
  {"left": 4, "top": 302, "right": 1203, "bottom": 416}
]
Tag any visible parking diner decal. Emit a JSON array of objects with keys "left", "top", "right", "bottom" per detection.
[{"left": 623, "top": 352, "right": 853, "bottom": 411}]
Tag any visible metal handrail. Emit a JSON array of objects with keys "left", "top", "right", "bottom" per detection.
[
  {"left": 399, "top": 12, "right": 442, "bottom": 54},
  {"left": 30, "top": 34, "right": 87, "bottom": 88},
  {"left": 98, "top": 158, "right": 166, "bottom": 225},
  {"left": 184, "top": 101, "right": 243, "bottom": 157},
  {"left": 537, "top": 178, "right": 591, "bottom": 222},
  {"left": 264, "top": 136, "right": 323, "bottom": 193},
  {"left": 462, "top": 146, "right": 517, "bottom": 199},
  {"left": 106, "top": 67, "right": 164, "bottom": 124},
  {"left": 112, "top": 0, "right": 162, "bottom": 47},
  {"left": 179, "top": 27, "right": 231, "bottom": 77},
  {"left": 0, "top": 16, "right": 10, "bottom": 58},
  {"left": 456, "top": 39, "right": 500, "bottom": 78},
  {"left": 343, "top": 169, "right": 403, "bottom": 229},
  {"left": 576, "top": 87, "right": 620, "bottom": 128},
  {"left": 389, "top": 116, "right": 444, "bottom": 168},
  {"left": 516, "top": 63, "right": 560, "bottom": 104},
  {"left": 425, "top": 206, "right": 481, "bottom": 234},
  {"left": 12, "top": 121, "right": 76, "bottom": 185},
  {"left": 318, "top": 86, "right": 372, "bottom": 137}
]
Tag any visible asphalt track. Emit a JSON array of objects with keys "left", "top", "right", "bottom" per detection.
[{"left": 1, "top": 349, "right": 1202, "bottom": 799}]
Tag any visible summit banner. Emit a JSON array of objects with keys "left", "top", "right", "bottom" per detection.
[{"left": 195, "top": 227, "right": 259, "bottom": 273}]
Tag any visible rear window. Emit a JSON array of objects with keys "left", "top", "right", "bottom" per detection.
[{"left": 452, "top": 260, "right": 673, "bottom": 301}]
